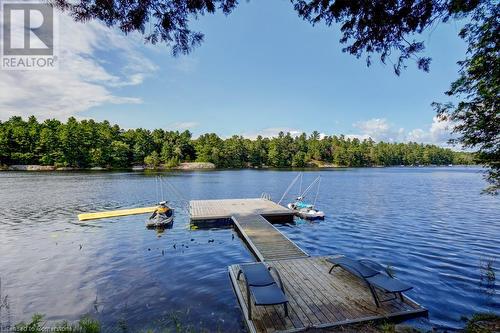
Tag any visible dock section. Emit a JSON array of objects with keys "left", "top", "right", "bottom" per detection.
[
  {"left": 229, "top": 257, "right": 427, "bottom": 333},
  {"left": 190, "top": 198, "right": 304, "bottom": 261},
  {"left": 190, "top": 198, "right": 294, "bottom": 221},
  {"left": 233, "top": 214, "right": 308, "bottom": 261},
  {"left": 189, "top": 198, "right": 427, "bottom": 333}
]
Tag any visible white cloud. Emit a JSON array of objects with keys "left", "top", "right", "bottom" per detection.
[
  {"left": 407, "top": 116, "right": 454, "bottom": 144},
  {"left": 0, "top": 12, "right": 157, "bottom": 120},
  {"left": 172, "top": 57, "right": 199, "bottom": 73},
  {"left": 350, "top": 116, "right": 454, "bottom": 146},
  {"left": 355, "top": 118, "right": 390, "bottom": 134},
  {"left": 173, "top": 121, "right": 199, "bottom": 130},
  {"left": 241, "top": 128, "right": 328, "bottom": 140},
  {"left": 352, "top": 118, "right": 406, "bottom": 142},
  {"left": 344, "top": 133, "right": 372, "bottom": 141},
  {"left": 242, "top": 127, "right": 302, "bottom": 139}
]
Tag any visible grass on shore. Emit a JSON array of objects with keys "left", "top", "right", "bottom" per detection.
[
  {"left": 13, "top": 313, "right": 100, "bottom": 333},
  {"left": 11, "top": 313, "right": 500, "bottom": 333},
  {"left": 11, "top": 312, "right": 220, "bottom": 333},
  {"left": 301, "top": 313, "right": 500, "bottom": 333}
]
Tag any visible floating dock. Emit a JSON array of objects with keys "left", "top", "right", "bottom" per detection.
[
  {"left": 189, "top": 198, "right": 427, "bottom": 333},
  {"left": 190, "top": 198, "right": 294, "bottom": 222}
]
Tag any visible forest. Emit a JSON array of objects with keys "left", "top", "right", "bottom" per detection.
[{"left": 0, "top": 116, "right": 474, "bottom": 169}]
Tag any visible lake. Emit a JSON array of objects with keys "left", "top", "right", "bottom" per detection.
[{"left": 0, "top": 167, "right": 498, "bottom": 332}]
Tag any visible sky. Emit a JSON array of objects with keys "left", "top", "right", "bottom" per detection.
[{"left": 0, "top": 0, "right": 469, "bottom": 145}]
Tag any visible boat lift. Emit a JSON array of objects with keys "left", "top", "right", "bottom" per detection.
[{"left": 279, "top": 173, "right": 325, "bottom": 220}]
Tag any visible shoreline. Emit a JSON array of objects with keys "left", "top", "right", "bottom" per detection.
[
  {"left": 0, "top": 162, "right": 216, "bottom": 171},
  {"left": 0, "top": 163, "right": 480, "bottom": 172}
]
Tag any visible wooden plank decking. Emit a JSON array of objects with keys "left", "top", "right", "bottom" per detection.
[
  {"left": 229, "top": 257, "right": 428, "bottom": 333},
  {"left": 189, "top": 198, "right": 427, "bottom": 333},
  {"left": 190, "top": 198, "right": 294, "bottom": 221},
  {"left": 189, "top": 198, "right": 304, "bottom": 261},
  {"left": 232, "top": 214, "right": 308, "bottom": 261}
]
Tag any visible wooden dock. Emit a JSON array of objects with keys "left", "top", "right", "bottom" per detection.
[
  {"left": 229, "top": 257, "right": 427, "bottom": 333},
  {"left": 233, "top": 214, "right": 308, "bottom": 261},
  {"left": 189, "top": 198, "right": 428, "bottom": 332},
  {"left": 190, "top": 198, "right": 294, "bottom": 221}
]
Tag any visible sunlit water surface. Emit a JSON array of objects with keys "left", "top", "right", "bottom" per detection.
[{"left": 0, "top": 168, "right": 498, "bottom": 331}]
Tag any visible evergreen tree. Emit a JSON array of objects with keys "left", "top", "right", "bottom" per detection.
[{"left": 0, "top": 116, "right": 475, "bottom": 170}]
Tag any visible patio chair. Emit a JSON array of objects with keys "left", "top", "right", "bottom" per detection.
[
  {"left": 327, "top": 256, "right": 413, "bottom": 307},
  {"left": 237, "top": 262, "right": 288, "bottom": 320}
]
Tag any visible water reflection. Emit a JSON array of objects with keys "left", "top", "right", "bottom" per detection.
[
  {"left": 479, "top": 258, "right": 497, "bottom": 300},
  {"left": 0, "top": 167, "right": 498, "bottom": 331},
  {"left": 0, "top": 278, "right": 13, "bottom": 332}
]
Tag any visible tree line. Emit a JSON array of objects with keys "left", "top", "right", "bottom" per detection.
[
  {"left": 0, "top": 116, "right": 474, "bottom": 169},
  {"left": 51, "top": 0, "right": 497, "bottom": 193}
]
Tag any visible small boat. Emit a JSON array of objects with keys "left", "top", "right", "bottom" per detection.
[
  {"left": 288, "top": 199, "right": 325, "bottom": 220},
  {"left": 279, "top": 174, "right": 326, "bottom": 220},
  {"left": 146, "top": 201, "right": 174, "bottom": 228}
]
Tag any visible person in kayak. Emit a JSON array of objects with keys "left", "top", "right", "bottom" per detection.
[{"left": 150, "top": 201, "right": 170, "bottom": 219}]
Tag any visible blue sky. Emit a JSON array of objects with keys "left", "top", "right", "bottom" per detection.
[{"left": 0, "top": 0, "right": 468, "bottom": 144}]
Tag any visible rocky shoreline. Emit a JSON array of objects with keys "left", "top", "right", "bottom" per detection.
[
  {"left": 1, "top": 162, "right": 217, "bottom": 171},
  {"left": 0, "top": 163, "right": 472, "bottom": 172}
]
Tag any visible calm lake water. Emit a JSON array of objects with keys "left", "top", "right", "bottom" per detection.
[{"left": 0, "top": 167, "right": 498, "bottom": 332}]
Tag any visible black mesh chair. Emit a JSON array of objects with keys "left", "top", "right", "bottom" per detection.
[
  {"left": 237, "top": 263, "right": 288, "bottom": 320},
  {"left": 327, "top": 256, "right": 413, "bottom": 307}
]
